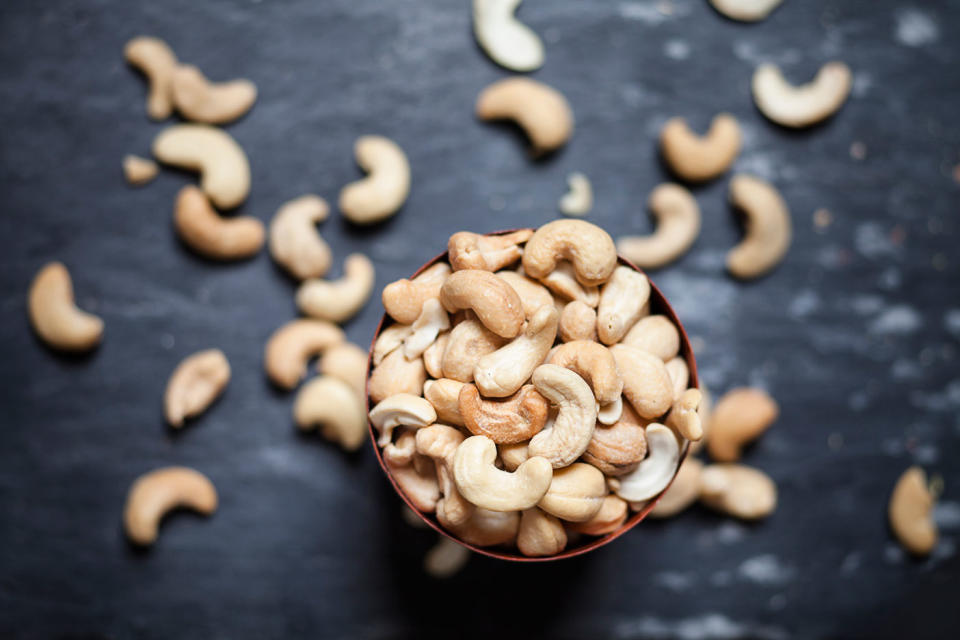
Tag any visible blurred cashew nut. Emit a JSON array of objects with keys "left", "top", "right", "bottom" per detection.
[
  {"left": 416, "top": 425, "right": 475, "bottom": 528},
  {"left": 294, "top": 375, "right": 367, "bottom": 451},
  {"left": 123, "top": 154, "right": 158, "bottom": 186},
  {"left": 622, "top": 315, "right": 680, "bottom": 361},
  {"left": 559, "top": 172, "right": 593, "bottom": 217},
  {"left": 727, "top": 174, "right": 792, "bottom": 279},
  {"left": 710, "top": 0, "right": 783, "bottom": 21},
  {"left": 153, "top": 124, "right": 250, "bottom": 209},
  {"left": 648, "top": 458, "right": 703, "bottom": 519},
  {"left": 123, "top": 467, "right": 217, "bottom": 546},
  {"left": 268, "top": 195, "right": 331, "bottom": 280},
  {"left": 699, "top": 463, "right": 777, "bottom": 520},
  {"left": 617, "top": 184, "right": 701, "bottom": 270},
  {"left": 124, "top": 36, "right": 178, "bottom": 120},
  {"left": 476, "top": 77, "right": 574, "bottom": 155},
  {"left": 424, "top": 378, "right": 467, "bottom": 427},
  {"left": 164, "top": 349, "right": 230, "bottom": 427},
  {"left": 28, "top": 262, "right": 104, "bottom": 352},
  {"left": 665, "top": 388, "right": 703, "bottom": 442},
  {"left": 264, "top": 319, "right": 344, "bottom": 389},
  {"left": 567, "top": 495, "right": 629, "bottom": 535},
  {"left": 660, "top": 113, "right": 741, "bottom": 182},
  {"left": 339, "top": 135, "right": 410, "bottom": 224},
  {"left": 889, "top": 466, "right": 938, "bottom": 556},
  {"left": 171, "top": 64, "right": 257, "bottom": 125},
  {"left": 517, "top": 508, "right": 567, "bottom": 557},
  {"left": 318, "top": 341, "right": 368, "bottom": 399},
  {"left": 752, "top": 61, "right": 851, "bottom": 128},
  {"left": 473, "top": 0, "right": 544, "bottom": 72},
  {"left": 173, "top": 186, "right": 264, "bottom": 260},
  {"left": 296, "top": 254, "right": 375, "bottom": 322},
  {"left": 707, "top": 387, "right": 778, "bottom": 462}
]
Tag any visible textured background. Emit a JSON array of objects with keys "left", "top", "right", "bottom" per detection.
[{"left": 1, "top": 0, "right": 959, "bottom": 638}]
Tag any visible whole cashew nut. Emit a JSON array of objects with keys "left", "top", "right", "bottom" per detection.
[
  {"left": 517, "top": 508, "right": 567, "bottom": 557},
  {"left": 124, "top": 36, "right": 177, "bottom": 120},
  {"left": 699, "top": 463, "right": 777, "bottom": 520},
  {"left": 448, "top": 230, "right": 533, "bottom": 272},
  {"left": 496, "top": 271, "right": 554, "bottom": 319},
  {"left": 567, "top": 495, "right": 629, "bottom": 535},
  {"left": 621, "top": 315, "right": 680, "bottom": 362},
  {"left": 424, "top": 378, "right": 467, "bottom": 427},
  {"left": 403, "top": 298, "right": 450, "bottom": 359},
  {"left": 617, "top": 184, "right": 701, "bottom": 270},
  {"left": 537, "top": 462, "right": 606, "bottom": 522},
  {"left": 268, "top": 194, "right": 332, "bottom": 280},
  {"left": 727, "top": 174, "right": 792, "bottom": 279},
  {"left": 318, "top": 341, "right": 368, "bottom": 399},
  {"left": 264, "top": 319, "right": 344, "bottom": 390},
  {"left": 522, "top": 220, "right": 617, "bottom": 287},
  {"left": 476, "top": 77, "right": 574, "bottom": 155},
  {"left": 597, "top": 266, "right": 651, "bottom": 345},
  {"left": 448, "top": 507, "right": 519, "bottom": 547},
  {"left": 152, "top": 124, "right": 250, "bottom": 210},
  {"left": 474, "top": 305, "right": 559, "bottom": 398},
  {"left": 416, "top": 425, "right": 475, "bottom": 528},
  {"left": 382, "top": 262, "right": 451, "bottom": 325},
  {"left": 710, "top": 0, "right": 783, "bottom": 22},
  {"left": 660, "top": 114, "right": 741, "bottom": 182},
  {"left": 28, "top": 262, "right": 104, "bottom": 352},
  {"left": 889, "top": 466, "right": 938, "bottom": 556},
  {"left": 123, "top": 154, "right": 158, "bottom": 186},
  {"left": 539, "top": 262, "right": 600, "bottom": 307},
  {"left": 648, "top": 458, "right": 703, "bottom": 519},
  {"left": 473, "top": 0, "right": 544, "bottom": 72},
  {"left": 665, "top": 388, "right": 703, "bottom": 442},
  {"left": 173, "top": 186, "right": 264, "bottom": 260},
  {"left": 665, "top": 356, "right": 689, "bottom": 401},
  {"left": 373, "top": 323, "right": 414, "bottom": 366},
  {"left": 527, "top": 364, "right": 598, "bottom": 468},
  {"left": 442, "top": 318, "right": 505, "bottom": 382},
  {"left": 452, "top": 435, "right": 553, "bottom": 511},
  {"left": 294, "top": 375, "right": 367, "bottom": 451},
  {"left": 614, "top": 424, "right": 680, "bottom": 502},
  {"left": 546, "top": 340, "right": 622, "bottom": 406},
  {"left": 707, "top": 387, "right": 778, "bottom": 462},
  {"left": 459, "top": 383, "right": 549, "bottom": 444},
  {"left": 558, "top": 172, "right": 593, "bottom": 217},
  {"left": 383, "top": 429, "right": 418, "bottom": 467},
  {"left": 422, "top": 332, "right": 449, "bottom": 379},
  {"left": 582, "top": 402, "right": 648, "bottom": 476},
  {"left": 386, "top": 454, "right": 440, "bottom": 513},
  {"left": 338, "top": 135, "right": 410, "bottom": 225},
  {"left": 296, "top": 254, "right": 375, "bottom": 323},
  {"left": 440, "top": 269, "right": 525, "bottom": 339},
  {"left": 164, "top": 349, "right": 230, "bottom": 428},
  {"left": 610, "top": 344, "right": 675, "bottom": 420},
  {"left": 170, "top": 64, "right": 257, "bottom": 125},
  {"left": 753, "top": 61, "right": 851, "bottom": 128},
  {"left": 123, "top": 466, "right": 217, "bottom": 546},
  {"left": 558, "top": 300, "right": 598, "bottom": 343},
  {"left": 368, "top": 393, "right": 437, "bottom": 447}
]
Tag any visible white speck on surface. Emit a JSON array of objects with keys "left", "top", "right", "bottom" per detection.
[
  {"left": 851, "top": 295, "right": 885, "bottom": 315},
  {"left": 852, "top": 72, "right": 873, "bottom": 97},
  {"left": 840, "top": 551, "right": 862, "bottom": 575},
  {"left": 664, "top": 39, "right": 690, "bottom": 60},
  {"left": 736, "top": 150, "right": 780, "bottom": 181},
  {"left": 160, "top": 333, "right": 175, "bottom": 350},
  {"left": 944, "top": 310, "right": 960, "bottom": 337},
  {"left": 710, "top": 571, "right": 732, "bottom": 587},
  {"left": 738, "top": 555, "right": 794, "bottom": 585},
  {"left": 848, "top": 391, "right": 870, "bottom": 411},
  {"left": 913, "top": 443, "right": 940, "bottom": 465},
  {"left": 620, "top": 83, "right": 645, "bottom": 107},
  {"left": 910, "top": 380, "right": 960, "bottom": 412},
  {"left": 894, "top": 8, "right": 939, "bottom": 47},
  {"left": 891, "top": 358, "right": 922, "bottom": 380},
  {"left": 884, "top": 543, "right": 905, "bottom": 564},
  {"left": 878, "top": 267, "right": 902, "bottom": 290},
  {"left": 718, "top": 523, "right": 745, "bottom": 544},
  {"left": 619, "top": 1, "right": 670, "bottom": 24},
  {"left": 788, "top": 290, "right": 820, "bottom": 318},
  {"left": 614, "top": 614, "right": 788, "bottom": 640},
  {"left": 854, "top": 222, "right": 900, "bottom": 258},
  {"left": 655, "top": 571, "right": 696, "bottom": 592},
  {"left": 934, "top": 502, "right": 960, "bottom": 529},
  {"left": 882, "top": 437, "right": 904, "bottom": 456},
  {"left": 828, "top": 433, "right": 844, "bottom": 450},
  {"left": 767, "top": 594, "right": 787, "bottom": 611},
  {"left": 868, "top": 305, "right": 922, "bottom": 335},
  {"left": 926, "top": 537, "right": 956, "bottom": 567}
]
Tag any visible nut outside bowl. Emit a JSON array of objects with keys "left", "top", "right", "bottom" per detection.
[{"left": 366, "top": 229, "right": 697, "bottom": 562}]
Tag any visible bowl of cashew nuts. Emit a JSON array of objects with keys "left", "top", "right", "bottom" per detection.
[{"left": 366, "top": 220, "right": 702, "bottom": 561}]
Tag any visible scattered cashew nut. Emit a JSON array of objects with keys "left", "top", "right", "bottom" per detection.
[
  {"left": 123, "top": 466, "right": 217, "bottom": 546},
  {"left": 28, "top": 262, "right": 104, "bottom": 352},
  {"left": 559, "top": 172, "right": 593, "bottom": 217},
  {"left": 888, "top": 466, "right": 938, "bottom": 556},
  {"left": 296, "top": 253, "right": 375, "bottom": 323},
  {"left": 527, "top": 364, "right": 598, "bottom": 468},
  {"left": 752, "top": 61, "right": 852, "bottom": 128},
  {"left": 473, "top": 0, "right": 544, "bottom": 72},
  {"left": 727, "top": 174, "right": 792, "bottom": 279},
  {"left": 660, "top": 113, "right": 741, "bottom": 182},
  {"left": 476, "top": 77, "right": 574, "bottom": 155},
  {"left": 170, "top": 64, "right": 257, "bottom": 124},
  {"left": 124, "top": 36, "right": 177, "bottom": 120},
  {"left": 522, "top": 220, "right": 617, "bottom": 287},
  {"left": 597, "top": 266, "right": 651, "bottom": 345},
  {"left": 123, "top": 154, "right": 158, "bottom": 186},
  {"left": 382, "top": 262, "right": 451, "bottom": 325},
  {"left": 648, "top": 458, "right": 703, "bottom": 519},
  {"left": 338, "top": 135, "right": 410, "bottom": 224},
  {"left": 448, "top": 230, "right": 532, "bottom": 272},
  {"left": 537, "top": 462, "right": 606, "bottom": 522},
  {"left": 707, "top": 387, "right": 778, "bottom": 462},
  {"left": 459, "top": 384, "right": 549, "bottom": 444},
  {"left": 268, "top": 195, "right": 332, "bottom": 280},
  {"left": 294, "top": 375, "right": 367, "bottom": 451},
  {"left": 710, "top": 0, "right": 783, "bottom": 22},
  {"left": 164, "top": 349, "right": 230, "bottom": 428},
  {"left": 453, "top": 435, "right": 553, "bottom": 511},
  {"left": 614, "top": 424, "right": 680, "bottom": 502},
  {"left": 424, "top": 536, "right": 471, "bottom": 578},
  {"left": 153, "top": 124, "right": 250, "bottom": 209},
  {"left": 368, "top": 393, "right": 437, "bottom": 447},
  {"left": 440, "top": 269, "right": 525, "bottom": 339},
  {"left": 517, "top": 508, "right": 567, "bottom": 557},
  {"left": 173, "top": 185, "right": 264, "bottom": 260},
  {"left": 617, "top": 183, "right": 701, "bottom": 270},
  {"left": 264, "top": 319, "right": 344, "bottom": 389},
  {"left": 318, "top": 341, "right": 368, "bottom": 399},
  {"left": 699, "top": 463, "right": 777, "bottom": 520}
]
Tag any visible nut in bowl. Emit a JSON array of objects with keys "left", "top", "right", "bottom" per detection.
[{"left": 366, "top": 221, "right": 699, "bottom": 561}]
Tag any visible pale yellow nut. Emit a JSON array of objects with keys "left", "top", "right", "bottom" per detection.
[
  {"left": 28, "top": 262, "right": 104, "bottom": 352},
  {"left": 597, "top": 266, "right": 650, "bottom": 345},
  {"left": 122, "top": 154, "right": 158, "bottom": 186},
  {"left": 546, "top": 340, "right": 623, "bottom": 406},
  {"left": 537, "top": 462, "right": 606, "bottom": 522},
  {"left": 367, "top": 347, "right": 427, "bottom": 404},
  {"left": 710, "top": 0, "right": 783, "bottom": 21},
  {"left": 123, "top": 467, "right": 217, "bottom": 546},
  {"left": 424, "top": 378, "right": 467, "bottom": 427},
  {"left": 448, "top": 229, "right": 533, "bottom": 272},
  {"left": 403, "top": 299, "right": 450, "bottom": 359},
  {"left": 610, "top": 344, "right": 674, "bottom": 420},
  {"left": 476, "top": 77, "right": 573, "bottom": 155},
  {"left": 163, "top": 349, "right": 230, "bottom": 428},
  {"left": 517, "top": 508, "right": 567, "bottom": 557},
  {"left": 382, "top": 262, "right": 451, "bottom": 325},
  {"left": 888, "top": 466, "right": 938, "bottom": 556},
  {"left": 442, "top": 318, "right": 505, "bottom": 382},
  {"left": 263, "top": 319, "right": 345, "bottom": 390},
  {"left": 566, "top": 495, "right": 629, "bottom": 536},
  {"left": 648, "top": 458, "right": 703, "bottom": 518},
  {"left": 496, "top": 271, "right": 553, "bottom": 319},
  {"left": 171, "top": 64, "right": 257, "bottom": 124},
  {"left": 614, "top": 423, "right": 680, "bottom": 502},
  {"left": 539, "top": 262, "right": 600, "bottom": 307},
  {"left": 317, "top": 341, "right": 368, "bottom": 399},
  {"left": 368, "top": 393, "right": 437, "bottom": 448},
  {"left": 473, "top": 0, "right": 544, "bottom": 72},
  {"left": 699, "top": 463, "right": 777, "bottom": 520},
  {"left": 727, "top": 174, "right": 792, "bottom": 279},
  {"left": 660, "top": 114, "right": 741, "bottom": 182},
  {"left": 124, "top": 36, "right": 178, "bottom": 120},
  {"left": 523, "top": 219, "right": 617, "bottom": 287},
  {"left": 558, "top": 299, "right": 598, "bottom": 343},
  {"left": 416, "top": 425, "right": 475, "bottom": 528},
  {"left": 453, "top": 435, "right": 553, "bottom": 512},
  {"left": 440, "top": 269, "right": 525, "bottom": 339},
  {"left": 153, "top": 124, "right": 250, "bottom": 210},
  {"left": 173, "top": 186, "right": 264, "bottom": 260},
  {"left": 422, "top": 331, "right": 449, "bottom": 378},
  {"left": 446, "top": 507, "right": 519, "bottom": 547},
  {"left": 708, "top": 387, "right": 778, "bottom": 462},
  {"left": 558, "top": 172, "right": 593, "bottom": 216},
  {"left": 473, "top": 305, "right": 558, "bottom": 398},
  {"left": 373, "top": 323, "right": 413, "bottom": 366},
  {"left": 617, "top": 183, "right": 701, "bottom": 270},
  {"left": 752, "top": 61, "right": 852, "bottom": 128},
  {"left": 386, "top": 453, "right": 440, "bottom": 513},
  {"left": 665, "top": 387, "right": 702, "bottom": 441},
  {"left": 296, "top": 254, "right": 375, "bottom": 323},
  {"left": 339, "top": 135, "right": 411, "bottom": 224},
  {"left": 268, "top": 195, "right": 332, "bottom": 280},
  {"left": 621, "top": 314, "right": 680, "bottom": 362},
  {"left": 294, "top": 375, "right": 367, "bottom": 451},
  {"left": 527, "top": 364, "right": 598, "bottom": 469},
  {"left": 498, "top": 441, "right": 529, "bottom": 472},
  {"left": 665, "top": 356, "right": 689, "bottom": 401}
]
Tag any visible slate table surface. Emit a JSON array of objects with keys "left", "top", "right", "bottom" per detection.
[{"left": 1, "top": 1, "right": 959, "bottom": 638}]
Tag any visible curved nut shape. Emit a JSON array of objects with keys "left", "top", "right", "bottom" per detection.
[
  {"left": 459, "top": 384, "right": 549, "bottom": 444},
  {"left": 690, "top": 384, "right": 712, "bottom": 456},
  {"left": 448, "top": 507, "right": 519, "bottom": 547},
  {"left": 123, "top": 467, "right": 217, "bottom": 546},
  {"left": 424, "top": 537, "right": 471, "bottom": 578},
  {"left": 517, "top": 508, "right": 567, "bottom": 557},
  {"left": 442, "top": 318, "right": 505, "bottom": 382},
  {"left": 617, "top": 184, "right": 701, "bottom": 270},
  {"left": 539, "top": 262, "right": 600, "bottom": 307},
  {"left": 597, "top": 394, "right": 623, "bottom": 426},
  {"left": 164, "top": 349, "right": 230, "bottom": 428},
  {"left": 382, "top": 262, "right": 451, "bottom": 324},
  {"left": 546, "top": 341, "right": 622, "bottom": 405},
  {"left": 416, "top": 425, "right": 475, "bottom": 528},
  {"left": 28, "top": 262, "right": 104, "bottom": 352},
  {"left": 710, "top": 0, "right": 782, "bottom": 21},
  {"left": 171, "top": 64, "right": 257, "bottom": 125},
  {"left": 318, "top": 341, "right": 368, "bottom": 399},
  {"left": 338, "top": 135, "right": 410, "bottom": 224},
  {"left": 373, "top": 323, "right": 413, "bottom": 366},
  {"left": 558, "top": 172, "right": 593, "bottom": 217},
  {"left": 699, "top": 463, "right": 777, "bottom": 520},
  {"left": 473, "top": 0, "right": 544, "bottom": 72},
  {"left": 622, "top": 315, "right": 680, "bottom": 361},
  {"left": 474, "top": 305, "right": 559, "bottom": 398},
  {"left": 268, "top": 194, "right": 331, "bottom": 280},
  {"left": 597, "top": 266, "right": 651, "bottom": 345},
  {"left": 648, "top": 458, "right": 703, "bottom": 519},
  {"left": 424, "top": 378, "right": 467, "bottom": 427},
  {"left": 386, "top": 454, "right": 440, "bottom": 513},
  {"left": 453, "top": 435, "right": 553, "bottom": 512},
  {"left": 583, "top": 402, "right": 648, "bottom": 476},
  {"left": 665, "top": 356, "right": 689, "bottom": 401},
  {"left": 559, "top": 300, "right": 598, "bottom": 343},
  {"left": 294, "top": 376, "right": 367, "bottom": 451},
  {"left": 496, "top": 271, "right": 553, "bottom": 319},
  {"left": 611, "top": 344, "right": 675, "bottom": 420},
  {"left": 440, "top": 269, "right": 525, "bottom": 339},
  {"left": 403, "top": 298, "right": 450, "bottom": 359},
  {"left": 522, "top": 220, "right": 617, "bottom": 287},
  {"left": 665, "top": 388, "right": 703, "bottom": 442},
  {"left": 124, "top": 36, "right": 177, "bottom": 120},
  {"left": 383, "top": 429, "right": 417, "bottom": 467},
  {"left": 448, "top": 230, "right": 532, "bottom": 272},
  {"left": 368, "top": 393, "right": 437, "bottom": 447},
  {"left": 476, "top": 77, "right": 573, "bottom": 155},
  {"left": 567, "top": 495, "right": 629, "bottom": 535},
  {"left": 660, "top": 114, "right": 741, "bottom": 182},
  {"left": 753, "top": 61, "right": 851, "bottom": 128},
  {"left": 889, "top": 466, "right": 938, "bottom": 556},
  {"left": 174, "top": 186, "right": 264, "bottom": 260},
  {"left": 727, "top": 174, "right": 792, "bottom": 279},
  {"left": 264, "top": 319, "right": 344, "bottom": 390},
  {"left": 707, "top": 387, "right": 778, "bottom": 462},
  {"left": 537, "top": 462, "right": 606, "bottom": 522},
  {"left": 614, "top": 424, "right": 680, "bottom": 502},
  {"left": 153, "top": 124, "right": 250, "bottom": 209},
  {"left": 422, "top": 331, "right": 449, "bottom": 378},
  {"left": 296, "top": 254, "right": 375, "bottom": 323},
  {"left": 123, "top": 154, "right": 158, "bottom": 186},
  {"left": 527, "top": 364, "right": 598, "bottom": 468},
  {"left": 498, "top": 441, "right": 529, "bottom": 472}
]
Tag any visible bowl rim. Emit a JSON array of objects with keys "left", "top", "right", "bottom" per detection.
[{"left": 365, "top": 229, "right": 697, "bottom": 562}]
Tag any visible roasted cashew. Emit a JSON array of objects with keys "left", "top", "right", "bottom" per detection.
[
  {"left": 440, "top": 269, "right": 525, "bottom": 339},
  {"left": 537, "top": 462, "right": 606, "bottom": 522},
  {"left": 448, "top": 507, "right": 520, "bottom": 547},
  {"left": 517, "top": 508, "right": 567, "bottom": 557},
  {"left": 614, "top": 424, "right": 680, "bottom": 502},
  {"left": 660, "top": 114, "right": 741, "bottom": 182},
  {"left": 422, "top": 331, "right": 449, "bottom": 378},
  {"left": 264, "top": 319, "right": 344, "bottom": 390},
  {"left": 665, "top": 388, "right": 703, "bottom": 442},
  {"left": 558, "top": 172, "right": 593, "bottom": 217},
  {"left": 170, "top": 64, "right": 257, "bottom": 124},
  {"left": 527, "top": 364, "right": 598, "bottom": 468},
  {"left": 453, "top": 435, "right": 553, "bottom": 511},
  {"left": 752, "top": 61, "right": 851, "bottom": 128},
  {"left": 152, "top": 124, "right": 250, "bottom": 209},
  {"left": 416, "top": 425, "right": 475, "bottom": 528},
  {"left": 163, "top": 349, "right": 230, "bottom": 428},
  {"left": 889, "top": 466, "right": 938, "bottom": 556},
  {"left": 610, "top": 344, "right": 674, "bottom": 420},
  {"left": 539, "top": 262, "right": 600, "bottom": 307},
  {"left": 699, "top": 464, "right": 777, "bottom": 520},
  {"left": 368, "top": 393, "right": 437, "bottom": 447},
  {"left": 473, "top": 0, "right": 544, "bottom": 72},
  {"left": 498, "top": 441, "right": 529, "bottom": 472},
  {"left": 424, "top": 536, "right": 471, "bottom": 578},
  {"left": 727, "top": 174, "right": 792, "bottom": 279},
  {"left": 707, "top": 387, "right": 778, "bottom": 462},
  {"left": 583, "top": 402, "right": 648, "bottom": 476},
  {"left": 476, "top": 77, "right": 573, "bottom": 155},
  {"left": 567, "top": 495, "right": 629, "bottom": 535},
  {"left": 617, "top": 184, "right": 701, "bottom": 270},
  {"left": 546, "top": 340, "right": 622, "bottom": 405},
  {"left": 496, "top": 271, "right": 553, "bottom": 319},
  {"left": 173, "top": 186, "right": 264, "bottom": 260},
  {"left": 386, "top": 454, "right": 440, "bottom": 513},
  {"left": 123, "top": 154, "right": 158, "bottom": 186},
  {"left": 123, "top": 467, "right": 217, "bottom": 546},
  {"left": 448, "top": 230, "right": 532, "bottom": 272},
  {"left": 558, "top": 300, "right": 598, "bottom": 343},
  {"left": 621, "top": 315, "right": 680, "bottom": 361},
  {"left": 597, "top": 394, "right": 623, "bottom": 426},
  {"left": 403, "top": 299, "right": 450, "bottom": 359},
  {"left": 373, "top": 323, "right": 413, "bottom": 366},
  {"left": 522, "top": 220, "right": 617, "bottom": 287},
  {"left": 424, "top": 378, "right": 467, "bottom": 427},
  {"left": 648, "top": 458, "right": 703, "bottom": 519},
  {"left": 665, "top": 356, "right": 689, "bottom": 401},
  {"left": 382, "top": 262, "right": 451, "bottom": 324},
  {"left": 318, "top": 341, "right": 368, "bottom": 399},
  {"left": 383, "top": 429, "right": 418, "bottom": 467},
  {"left": 28, "top": 262, "right": 104, "bottom": 352},
  {"left": 268, "top": 194, "right": 331, "bottom": 280},
  {"left": 459, "top": 384, "right": 549, "bottom": 444},
  {"left": 596, "top": 266, "right": 650, "bottom": 345},
  {"left": 442, "top": 318, "right": 505, "bottom": 382},
  {"left": 296, "top": 253, "right": 375, "bottom": 323},
  {"left": 294, "top": 375, "right": 367, "bottom": 451},
  {"left": 474, "top": 305, "right": 558, "bottom": 398},
  {"left": 338, "top": 135, "right": 410, "bottom": 224},
  {"left": 124, "top": 36, "right": 177, "bottom": 120},
  {"left": 710, "top": 0, "right": 783, "bottom": 21}
]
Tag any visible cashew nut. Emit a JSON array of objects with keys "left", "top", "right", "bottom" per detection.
[
  {"left": 124, "top": 36, "right": 177, "bottom": 120},
  {"left": 614, "top": 424, "right": 680, "bottom": 502},
  {"left": 496, "top": 271, "right": 553, "bottom": 319},
  {"left": 752, "top": 61, "right": 851, "bottom": 128},
  {"left": 559, "top": 172, "right": 593, "bottom": 217},
  {"left": 422, "top": 331, "right": 449, "bottom": 379},
  {"left": 610, "top": 344, "right": 674, "bottom": 420},
  {"left": 474, "top": 305, "right": 559, "bottom": 398},
  {"left": 648, "top": 458, "right": 703, "bottom": 519},
  {"left": 386, "top": 453, "right": 440, "bottom": 513},
  {"left": 448, "top": 507, "right": 519, "bottom": 547},
  {"left": 164, "top": 349, "right": 230, "bottom": 428},
  {"left": 424, "top": 536, "right": 471, "bottom": 578},
  {"left": 338, "top": 135, "right": 410, "bottom": 224},
  {"left": 441, "top": 318, "right": 505, "bottom": 382},
  {"left": 459, "top": 384, "right": 549, "bottom": 444},
  {"left": 517, "top": 508, "right": 567, "bottom": 557},
  {"left": 403, "top": 298, "right": 450, "bottom": 359},
  {"left": 707, "top": 387, "right": 778, "bottom": 462},
  {"left": 665, "top": 356, "right": 689, "bottom": 401},
  {"left": 665, "top": 388, "right": 703, "bottom": 442},
  {"left": 268, "top": 194, "right": 332, "bottom": 280},
  {"left": 373, "top": 323, "right": 414, "bottom": 366},
  {"left": 453, "top": 435, "right": 553, "bottom": 511},
  {"left": 28, "top": 262, "right": 104, "bottom": 352},
  {"left": 522, "top": 220, "right": 617, "bottom": 287},
  {"left": 294, "top": 375, "right": 367, "bottom": 451},
  {"left": 558, "top": 300, "right": 598, "bottom": 343},
  {"left": 170, "top": 64, "right": 257, "bottom": 124},
  {"left": 424, "top": 378, "right": 467, "bottom": 427},
  {"left": 583, "top": 402, "right": 648, "bottom": 476},
  {"left": 537, "top": 462, "right": 606, "bottom": 522},
  {"left": 498, "top": 441, "right": 529, "bottom": 472},
  {"left": 660, "top": 114, "right": 741, "bottom": 182},
  {"left": 621, "top": 315, "right": 680, "bottom": 362},
  {"left": 690, "top": 383, "right": 712, "bottom": 456},
  {"left": 123, "top": 154, "right": 158, "bottom": 186},
  {"left": 597, "top": 394, "right": 623, "bottom": 426},
  {"left": 727, "top": 174, "right": 792, "bottom": 279},
  {"left": 473, "top": 0, "right": 544, "bottom": 72},
  {"left": 476, "top": 77, "right": 574, "bottom": 155},
  {"left": 617, "top": 184, "right": 701, "bottom": 270},
  {"left": 173, "top": 186, "right": 264, "bottom": 260},
  {"left": 296, "top": 253, "right": 375, "bottom": 323},
  {"left": 710, "top": 0, "right": 783, "bottom": 21},
  {"left": 539, "top": 262, "right": 600, "bottom": 307},
  {"left": 448, "top": 229, "right": 532, "bottom": 272},
  {"left": 382, "top": 262, "right": 450, "bottom": 325},
  {"left": 153, "top": 124, "right": 250, "bottom": 209},
  {"left": 567, "top": 495, "right": 629, "bottom": 535},
  {"left": 889, "top": 466, "right": 938, "bottom": 556},
  {"left": 318, "top": 341, "right": 368, "bottom": 399},
  {"left": 527, "top": 364, "right": 598, "bottom": 468},
  {"left": 416, "top": 425, "right": 475, "bottom": 528},
  {"left": 383, "top": 429, "right": 418, "bottom": 467},
  {"left": 699, "top": 464, "right": 777, "bottom": 520},
  {"left": 368, "top": 393, "right": 437, "bottom": 447},
  {"left": 264, "top": 319, "right": 344, "bottom": 390},
  {"left": 546, "top": 341, "right": 622, "bottom": 405},
  {"left": 123, "top": 467, "right": 217, "bottom": 546},
  {"left": 597, "top": 266, "right": 651, "bottom": 345},
  {"left": 440, "top": 269, "right": 525, "bottom": 339}
]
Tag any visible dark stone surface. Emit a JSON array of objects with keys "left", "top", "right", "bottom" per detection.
[{"left": 1, "top": 0, "right": 958, "bottom": 638}]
